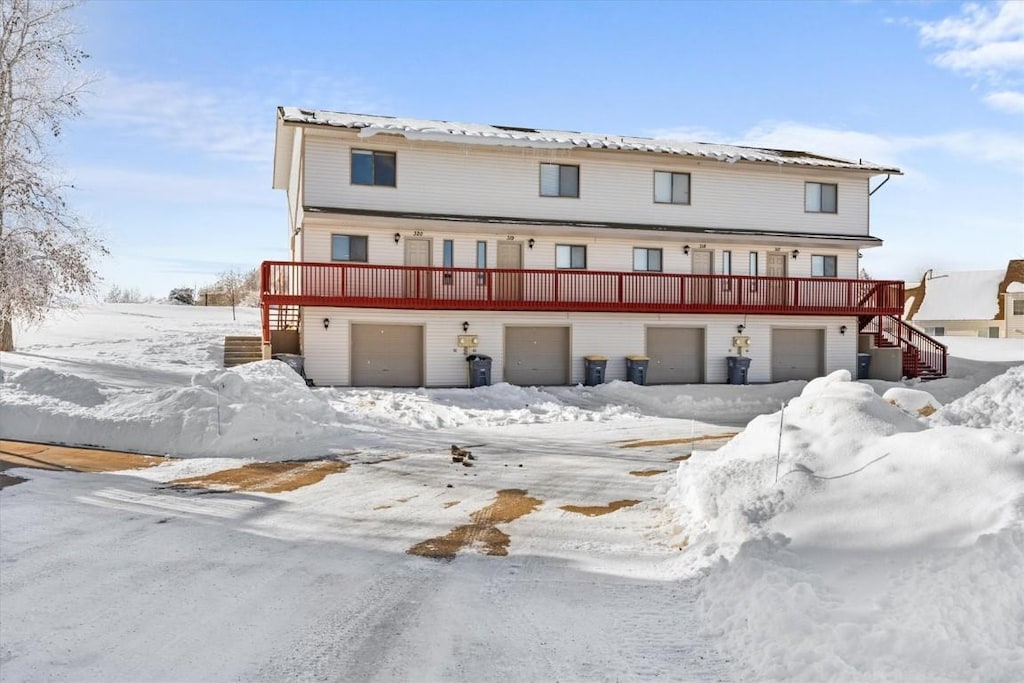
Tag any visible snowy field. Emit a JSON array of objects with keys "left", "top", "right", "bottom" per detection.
[{"left": 1, "top": 304, "right": 1022, "bottom": 682}]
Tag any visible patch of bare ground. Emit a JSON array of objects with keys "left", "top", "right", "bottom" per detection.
[
  {"left": 443, "top": 501, "right": 460, "bottom": 509},
  {"left": 560, "top": 500, "right": 642, "bottom": 517},
  {"left": 630, "top": 469, "right": 667, "bottom": 477},
  {"left": 374, "top": 495, "right": 418, "bottom": 511},
  {"left": 170, "top": 461, "right": 349, "bottom": 494},
  {"left": 408, "top": 489, "right": 542, "bottom": 560},
  {"left": 617, "top": 433, "right": 738, "bottom": 449},
  {"left": 0, "top": 440, "right": 168, "bottom": 474}
]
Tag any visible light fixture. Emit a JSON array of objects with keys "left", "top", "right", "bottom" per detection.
[
  {"left": 736, "top": 324, "right": 745, "bottom": 334},
  {"left": 683, "top": 245, "right": 690, "bottom": 255},
  {"left": 791, "top": 249, "right": 799, "bottom": 259},
  {"left": 528, "top": 238, "right": 535, "bottom": 249},
  {"left": 394, "top": 232, "right": 401, "bottom": 244},
  {"left": 323, "top": 318, "right": 330, "bottom": 330},
  {"left": 839, "top": 325, "right": 847, "bottom": 335},
  {"left": 462, "top": 321, "right": 470, "bottom": 332}
]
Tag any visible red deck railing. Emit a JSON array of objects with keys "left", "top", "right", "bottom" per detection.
[
  {"left": 861, "top": 314, "right": 948, "bottom": 378},
  {"left": 260, "top": 260, "right": 904, "bottom": 320}
]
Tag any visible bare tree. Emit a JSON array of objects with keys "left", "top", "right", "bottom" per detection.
[
  {"left": 0, "top": 0, "right": 106, "bottom": 351},
  {"left": 217, "top": 268, "right": 244, "bottom": 321}
]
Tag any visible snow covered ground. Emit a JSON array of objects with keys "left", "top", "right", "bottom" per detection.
[{"left": 1, "top": 304, "right": 1022, "bottom": 681}]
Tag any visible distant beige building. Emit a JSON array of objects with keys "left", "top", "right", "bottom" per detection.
[{"left": 905, "top": 260, "right": 1024, "bottom": 339}]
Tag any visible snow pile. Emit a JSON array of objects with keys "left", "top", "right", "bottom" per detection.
[
  {"left": 882, "top": 386, "right": 941, "bottom": 417},
  {"left": 0, "top": 361, "right": 344, "bottom": 459},
  {"left": 671, "top": 369, "right": 1024, "bottom": 681},
  {"left": 930, "top": 364, "right": 1024, "bottom": 433},
  {"left": 6, "top": 367, "right": 108, "bottom": 407}
]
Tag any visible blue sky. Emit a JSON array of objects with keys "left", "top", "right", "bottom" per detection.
[{"left": 65, "top": 0, "right": 1023, "bottom": 296}]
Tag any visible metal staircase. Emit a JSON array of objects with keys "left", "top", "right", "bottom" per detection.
[{"left": 858, "top": 315, "right": 948, "bottom": 380}]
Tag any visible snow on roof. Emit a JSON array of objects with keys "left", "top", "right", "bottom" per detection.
[
  {"left": 279, "top": 107, "right": 901, "bottom": 173},
  {"left": 913, "top": 270, "right": 1005, "bottom": 321}
]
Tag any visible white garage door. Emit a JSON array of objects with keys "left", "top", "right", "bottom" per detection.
[
  {"left": 351, "top": 324, "right": 424, "bottom": 387},
  {"left": 646, "top": 327, "right": 705, "bottom": 384},
  {"left": 504, "top": 327, "right": 570, "bottom": 386},
  {"left": 771, "top": 328, "right": 824, "bottom": 382}
]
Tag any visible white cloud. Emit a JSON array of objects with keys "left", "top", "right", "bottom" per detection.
[
  {"left": 67, "top": 165, "right": 281, "bottom": 208},
  {"left": 916, "top": 1, "right": 1024, "bottom": 112},
  {"left": 84, "top": 71, "right": 382, "bottom": 163},
  {"left": 984, "top": 89, "right": 1024, "bottom": 113}
]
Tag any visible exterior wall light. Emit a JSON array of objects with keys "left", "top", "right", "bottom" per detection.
[
  {"left": 792, "top": 249, "right": 799, "bottom": 259},
  {"left": 839, "top": 325, "right": 847, "bottom": 335},
  {"left": 462, "top": 321, "right": 470, "bottom": 332},
  {"left": 323, "top": 318, "right": 330, "bottom": 330},
  {"left": 528, "top": 238, "right": 535, "bottom": 249},
  {"left": 737, "top": 324, "right": 745, "bottom": 334},
  {"left": 683, "top": 245, "right": 690, "bottom": 255},
  {"left": 394, "top": 233, "right": 401, "bottom": 244}
]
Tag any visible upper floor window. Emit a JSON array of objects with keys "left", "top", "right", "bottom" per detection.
[
  {"left": 654, "top": 171, "right": 690, "bottom": 205},
  {"left": 811, "top": 254, "right": 838, "bottom": 277},
  {"left": 351, "top": 149, "right": 396, "bottom": 187},
  {"left": 476, "top": 240, "right": 487, "bottom": 284},
  {"left": 556, "top": 244, "right": 586, "bottom": 269},
  {"left": 1014, "top": 299, "right": 1024, "bottom": 316},
  {"left": 749, "top": 251, "right": 758, "bottom": 276},
  {"left": 540, "top": 163, "right": 579, "bottom": 197},
  {"left": 331, "top": 234, "right": 368, "bottom": 262},
  {"left": 805, "top": 182, "right": 837, "bottom": 213},
  {"left": 722, "top": 250, "right": 732, "bottom": 275},
  {"left": 633, "top": 247, "right": 662, "bottom": 272}
]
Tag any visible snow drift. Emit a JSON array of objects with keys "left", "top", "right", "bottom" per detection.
[
  {"left": 0, "top": 361, "right": 344, "bottom": 459},
  {"left": 930, "top": 363, "right": 1024, "bottom": 433}
]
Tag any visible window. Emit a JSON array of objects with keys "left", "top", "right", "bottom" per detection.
[
  {"left": 653, "top": 171, "right": 690, "bottom": 204},
  {"left": 1013, "top": 299, "right": 1024, "bottom": 316},
  {"left": 476, "top": 240, "right": 487, "bottom": 284},
  {"left": 331, "top": 234, "right": 368, "bottom": 262},
  {"left": 805, "top": 182, "right": 837, "bottom": 213},
  {"left": 722, "top": 250, "right": 732, "bottom": 275},
  {"left": 926, "top": 327, "right": 945, "bottom": 336},
  {"left": 811, "top": 255, "right": 838, "bottom": 277},
  {"left": 351, "top": 150, "right": 396, "bottom": 186},
  {"left": 540, "top": 163, "right": 579, "bottom": 197},
  {"left": 749, "top": 252, "right": 758, "bottom": 276},
  {"left": 443, "top": 240, "right": 454, "bottom": 285},
  {"left": 633, "top": 247, "right": 662, "bottom": 272},
  {"left": 556, "top": 244, "right": 586, "bottom": 269}
]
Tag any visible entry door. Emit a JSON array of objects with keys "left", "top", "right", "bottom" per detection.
[
  {"left": 404, "top": 238, "right": 432, "bottom": 299},
  {"left": 496, "top": 242, "right": 523, "bottom": 301},
  {"left": 766, "top": 252, "right": 788, "bottom": 307},
  {"left": 690, "top": 249, "right": 714, "bottom": 304}
]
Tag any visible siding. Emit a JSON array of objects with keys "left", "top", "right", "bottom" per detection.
[
  {"left": 300, "top": 222, "right": 862, "bottom": 278},
  {"left": 301, "top": 308, "right": 859, "bottom": 387},
  {"left": 302, "top": 132, "right": 871, "bottom": 238}
]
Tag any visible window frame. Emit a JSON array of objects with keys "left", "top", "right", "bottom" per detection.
[
  {"left": 330, "top": 234, "right": 368, "bottom": 262},
  {"left": 632, "top": 247, "right": 663, "bottom": 272},
  {"left": 475, "top": 240, "right": 487, "bottom": 285},
  {"left": 442, "top": 239, "right": 454, "bottom": 285},
  {"left": 555, "top": 244, "right": 587, "bottom": 269},
  {"left": 539, "top": 163, "right": 580, "bottom": 198},
  {"left": 653, "top": 171, "right": 691, "bottom": 205},
  {"left": 811, "top": 254, "right": 838, "bottom": 278},
  {"left": 748, "top": 251, "right": 759, "bottom": 292},
  {"left": 350, "top": 149, "right": 397, "bottom": 187},
  {"left": 1013, "top": 299, "right": 1024, "bottom": 316},
  {"left": 804, "top": 182, "right": 838, "bottom": 214}
]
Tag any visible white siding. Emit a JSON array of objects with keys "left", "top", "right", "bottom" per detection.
[
  {"left": 300, "top": 222, "right": 861, "bottom": 278},
  {"left": 302, "top": 132, "right": 871, "bottom": 238},
  {"left": 302, "top": 307, "right": 859, "bottom": 387}
]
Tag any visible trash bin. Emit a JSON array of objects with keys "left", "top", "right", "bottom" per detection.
[
  {"left": 466, "top": 353, "right": 492, "bottom": 388},
  {"left": 625, "top": 355, "right": 650, "bottom": 386},
  {"left": 583, "top": 355, "right": 608, "bottom": 386},
  {"left": 726, "top": 356, "right": 751, "bottom": 385},
  {"left": 272, "top": 353, "right": 306, "bottom": 378},
  {"left": 857, "top": 352, "right": 871, "bottom": 380}
]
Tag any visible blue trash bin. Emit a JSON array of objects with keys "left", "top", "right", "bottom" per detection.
[
  {"left": 857, "top": 353, "right": 871, "bottom": 380},
  {"left": 625, "top": 355, "right": 650, "bottom": 385}
]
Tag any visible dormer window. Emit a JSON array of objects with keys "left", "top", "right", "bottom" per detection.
[
  {"left": 805, "top": 182, "right": 837, "bottom": 213},
  {"left": 351, "top": 150, "right": 396, "bottom": 186}
]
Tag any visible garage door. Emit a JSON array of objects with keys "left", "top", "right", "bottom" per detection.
[
  {"left": 351, "top": 324, "right": 424, "bottom": 387},
  {"left": 504, "top": 327, "right": 570, "bottom": 386},
  {"left": 771, "top": 328, "right": 824, "bottom": 381},
  {"left": 646, "top": 327, "right": 705, "bottom": 384}
]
